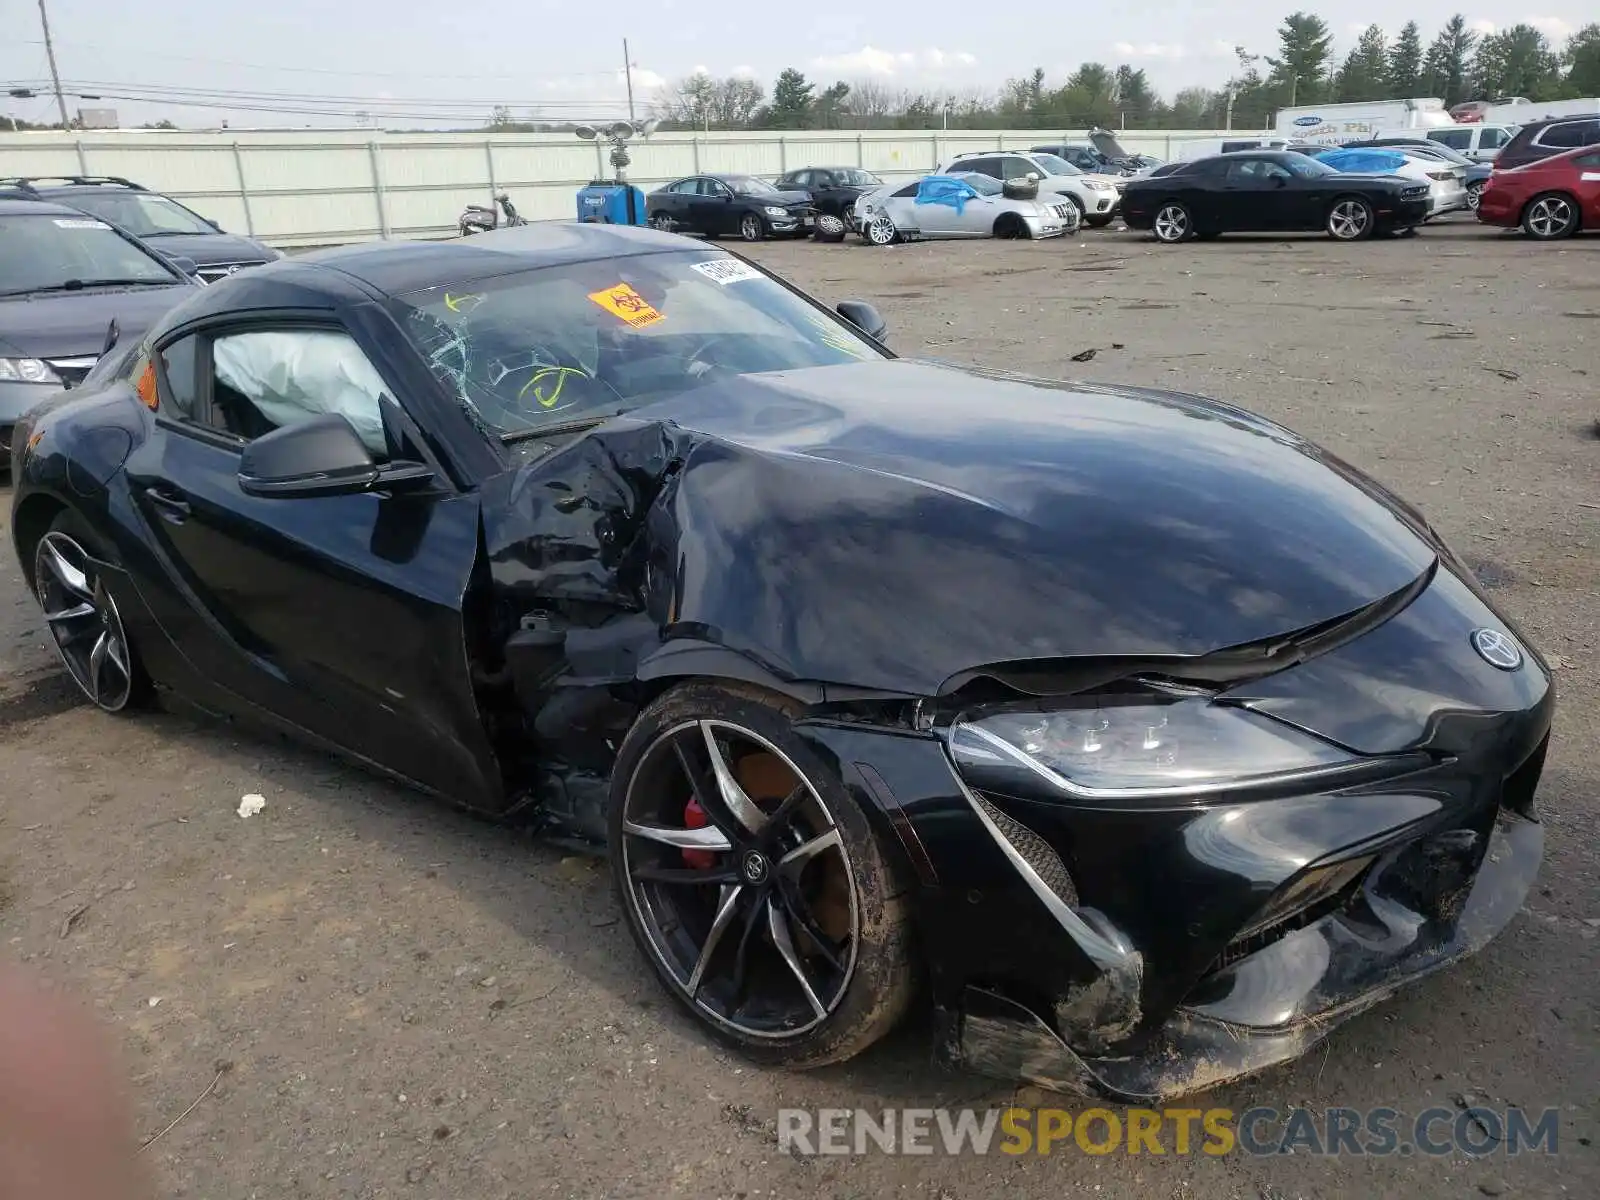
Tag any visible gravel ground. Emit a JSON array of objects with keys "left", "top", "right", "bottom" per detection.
[{"left": 1, "top": 219, "right": 1596, "bottom": 1199}]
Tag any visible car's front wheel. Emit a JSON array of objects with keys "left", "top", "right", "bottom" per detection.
[
  {"left": 1152, "top": 202, "right": 1191, "bottom": 243},
  {"left": 31, "top": 510, "right": 147, "bottom": 714},
  {"left": 609, "top": 681, "right": 915, "bottom": 1067},
  {"left": 1327, "top": 197, "right": 1375, "bottom": 241},
  {"left": 739, "top": 213, "right": 766, "bottom": 242},
  {"left": 1521, "top": 192, "right": 1579, "bottom": 239}
]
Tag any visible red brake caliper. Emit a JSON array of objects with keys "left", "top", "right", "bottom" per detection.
[{"left": 681, "top": 796, "right": 717, "bottom": 870}]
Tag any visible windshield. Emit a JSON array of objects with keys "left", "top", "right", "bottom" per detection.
[
  {"left": 726, "top": 176, "right": 777, "bottom": 195},
  {"left": 389, "top": 249, "right": 889, "bottom": 440},
  {"left": 1285, "top": 155, "right": 1337, "bottom": 178},
  {"left": 1028, "top": 153, "right": 1083, "bottom": 176},
  {"left": 0, "top": 213, "right": 175, "bottom": 296},
  {"left": 952, "top": 173, "right": 1003, "bottom": 196},
  {"left": 58, "top": 191, "right": 215, "bottom": 237},
  {"left": 836, "top": 168, "right": 881, "bottom": 186}
]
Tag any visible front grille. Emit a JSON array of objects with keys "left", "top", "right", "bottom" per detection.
[
  {"left": 972, "top": 792, "right": 1078, "bottom": 907},
  {"left": 1052, "top": 203, "right": 1071, "bottom": 218},
  {"left": 43, "top": 355, "right": 97, "bottom": 388},
  {"left": 194, "top": 260, "right": 268, "bottom": 283}
]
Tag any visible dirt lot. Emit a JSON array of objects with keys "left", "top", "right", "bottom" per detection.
[{"left": 1, "top": 220, "right": 1597, "bottom": 1199}]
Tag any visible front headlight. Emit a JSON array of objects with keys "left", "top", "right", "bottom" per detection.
[
  {"left": 763, "top": 205, "right": 788, "bottom": 217},
  {"left": 1089, "top": 181, "right": 1115, "bottom": 192},
  {"left": 0, "top": 358, "right": 61, "bottom": 384},
  {"left": 949, "top": 699, "right": 1359, "bottom": 800}
]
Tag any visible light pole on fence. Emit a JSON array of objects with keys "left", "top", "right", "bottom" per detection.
[{"left": 35, "top": 0, "right": 71, "bottom": 129}]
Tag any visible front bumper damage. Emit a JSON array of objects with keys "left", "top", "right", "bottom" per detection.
[{"left": 948, "top": 807, "right": 1542, "bottom": 1102}]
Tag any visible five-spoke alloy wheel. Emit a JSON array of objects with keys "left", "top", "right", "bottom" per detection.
[
  {"left": 1153, "top": 203, "right": 1191, "bottom": 243},
  {"left": 32, "top": 516, "right": 142, "bottom": 713},
  {"left": 610, "top": 682, "right": 913, "bottom": 1066},
  {"left": 1522, "top": 193, "right": 1579, "bottom": 240},
  {"left": 1327, "top": 198, "right": 1374, "bottom": 241}
]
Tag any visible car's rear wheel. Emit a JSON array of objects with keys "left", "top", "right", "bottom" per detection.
[
  {"left": 609, "top": 681, "right": 915, "bottom": 1067},
  {"left": 1152, "top": 202, "right": 1191, "bottom": 243},
  {"left": 1466, "top": 181, "right": 1483, "bottom": 211},
  {"left": 1327, "top": 197, "right": 1375, "bottom": 240},
  {"left": 1521, "top": 192, "right": 1579, "bottom": 239},
  {"left": 32, "top": 510, "right": 147, "bottom": 714},
  {"left": 739, "top": 213, "right": 766, "bottom": 242},
  {"left": 863, "top": 213, "right": 897, "bottom": 246},
  {"left": 649, "top": 212, "right": 676, "bottom": 232}
]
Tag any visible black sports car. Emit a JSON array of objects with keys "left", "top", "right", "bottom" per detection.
[
  {"left": 644, "top": 175, "right": 813, "bottom": 241},
  {"left": 10, "top": 224, "right": 1552, "bottom": 1100},
  {"left": 1122, "top": 150, "right": 1433, "bottom": 242}
]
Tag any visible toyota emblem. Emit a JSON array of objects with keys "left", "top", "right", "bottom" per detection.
[{"left": 1471, "top": 628, "right": 1523, "bottom": 671}]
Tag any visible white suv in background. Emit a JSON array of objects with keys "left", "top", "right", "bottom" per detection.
[{"left": 938, "top": 151, "right": 1124, "bottom": 226}]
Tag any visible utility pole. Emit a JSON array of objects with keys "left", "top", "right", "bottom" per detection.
[
  {"left": 36, "top": 0, "right": 71, "bottom": 129},
  {"left": 622, "top": 38, "right": 635, "bottom": 123}
]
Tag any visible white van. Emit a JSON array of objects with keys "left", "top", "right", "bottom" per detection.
[{"left": 1418, "top": 124, "right": 1517, "bottom": 163}]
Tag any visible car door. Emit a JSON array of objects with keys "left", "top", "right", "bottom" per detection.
[
  {"left": 1218, "top": 157, "right": 1292, "bottom": 230},
  {"left": 1574, "top": 151, "right": 1600, "bottom": 228},
  {"left": 655, "top": 179, "right": 695, "bottom": 228},
  {"left": 120, "top": 314, "right": 504, "bottom": 809},
  {"left": 690, "top": 178, "right": 738, "bottom": 234}
]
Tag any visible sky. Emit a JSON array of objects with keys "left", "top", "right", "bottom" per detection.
[{"left": 0, "top": 3, "right": 1591, "bottom": 129}]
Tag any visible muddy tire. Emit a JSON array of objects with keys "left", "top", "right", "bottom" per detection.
[{"left": 609, "top": 679, "right": 916, "bottom": 1068}]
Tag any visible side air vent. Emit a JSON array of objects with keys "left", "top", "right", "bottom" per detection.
[{"left": 971, "top": 791, "right": 1078, "bottom": 908}]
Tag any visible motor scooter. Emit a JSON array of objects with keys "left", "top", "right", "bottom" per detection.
[{"left": 458, "top": 193, "right": 526, "bottom": 236}]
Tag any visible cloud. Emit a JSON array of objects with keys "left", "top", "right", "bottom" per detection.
[
  {"left": 624, "top": 68, "right": 666, "bottom": 90},
  {"left": 1529, "top": 16, "right": 1573, "bottom": 39},
  {"left": 1468, "top": 19, "right": 1496, "bottom": 35},
  {"left": 810, "top": 46, "right": 978, "bottom": 76},
  {"left": 1113, "top": 42, "right": 1190, "bottom": 59},
  {"left": 730, "top": 64, "right": 758, "bottom": 79}
]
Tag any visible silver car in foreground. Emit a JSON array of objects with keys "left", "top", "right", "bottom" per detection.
[{"left": 852, "top": 173, "right": 1080, "bottom": 244}]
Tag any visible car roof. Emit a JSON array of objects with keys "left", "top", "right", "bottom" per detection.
[{"left": 0, "top": 196, "right": 101, "bottom": 217}]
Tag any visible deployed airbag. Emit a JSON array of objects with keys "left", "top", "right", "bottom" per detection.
[{"left": 213, "top": 330, "right": 389, "bottom": 454}]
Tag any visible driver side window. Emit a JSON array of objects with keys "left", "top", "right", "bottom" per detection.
[{"left": 203, "top": 328, "right": 391, "bottom": 457}]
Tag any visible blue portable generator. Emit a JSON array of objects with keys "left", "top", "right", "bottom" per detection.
[{"left": 576, "top": 181, "right": 647, "bottom": 226}]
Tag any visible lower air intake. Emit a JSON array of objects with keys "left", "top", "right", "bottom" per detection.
[{"left": 972, "top": 792, "right": 1079, "bottom": 908}]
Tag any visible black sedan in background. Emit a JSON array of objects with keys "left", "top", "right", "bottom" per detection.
[
  {"left": 1, "top": 198, "right": 199, "bottom": 459},
  {"left": 10, "top": 224, "right": 1551, "bottom": 1101},
  {"left": 773, "top": 166, "right": 883, "bottom": 230},
  {"left": 645, "top": 174, "right": 813, "bottom": 241},
  {"left": 1122, "top": 151, "right": 1432, "bottom": 242}
]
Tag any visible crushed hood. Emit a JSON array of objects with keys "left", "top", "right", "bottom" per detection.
[{"left": 481, "top": 359, "right": 1437, "bottom": 696}]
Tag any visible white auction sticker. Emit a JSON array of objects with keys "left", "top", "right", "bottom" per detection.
[
  {"left": 689, "top": 258, "right": 763, "bottom": 285},
  {"left": 52, "top": 218, "right": 111, "bottom": 229}
]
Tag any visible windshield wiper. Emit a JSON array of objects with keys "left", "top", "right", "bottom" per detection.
[
  {"left": 500, "top": 408, "right": 635, "bottom": 444},
  {"left": 0, "top": 278, "right": 174, "bottom": 297}
]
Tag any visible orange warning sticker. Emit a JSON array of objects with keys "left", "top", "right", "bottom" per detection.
[{"left": 587, "top": 282, "right": 664, "bottom": 329}]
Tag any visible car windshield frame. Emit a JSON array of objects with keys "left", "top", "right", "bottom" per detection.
[
  {"left": 725, "top": 176, "right": 778, "bottom": 195},
  {"left": 55, "top": 190, "right": 217, "bottom": 237},
  {"left": 950, "top": 173, "right": 1003, "bottom": 196},
  {"left": 386, "top": 248, "right": 892, "bottom": 446},
  {"left": 1284, "top": 155, "right": 1338, "bottom": 178},
  {"left": 0, "top": 210, "right": 181, "bottom": 297},
  {"left": 1027, "top": 153, "right": 1084, "bottom": 176},
  {"left": 835, "top": 168, "right": 882, "bottom": 187}
]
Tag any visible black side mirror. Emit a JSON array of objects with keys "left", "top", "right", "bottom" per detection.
[
  {"left": 167, "top": 255, "right": 199, "bottom": 276},
  {"left": 206, "top": 218, "right": 223, "bottom": 231},
  {"left": 1273, "top": 175, "right": 1289, "bottom": 188},
  {"left": 237, "top": 413, "right": 434, "bottom": 499},
  {"left": 836, "top": 300, "right": 887, "bottom": 343}
]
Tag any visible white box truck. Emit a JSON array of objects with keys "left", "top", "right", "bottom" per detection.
[
  {"left": 1483, "top": 97, "right": 1600, "bottom": 127},
  {"left": 1274, "top": 98, "right": 1454, "bottom": 146}
]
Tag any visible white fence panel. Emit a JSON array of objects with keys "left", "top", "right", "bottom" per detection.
[{"left": 0, "top": 127, "right": 1258, "bottom": 246}]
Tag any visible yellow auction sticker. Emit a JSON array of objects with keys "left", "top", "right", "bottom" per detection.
[{"left": 588, "top": 282, "right": 664, "bottom": 329}]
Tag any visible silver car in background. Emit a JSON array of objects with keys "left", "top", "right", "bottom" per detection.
[{"left": 853, "top": 172, "right": 1080, "bottom": 244}]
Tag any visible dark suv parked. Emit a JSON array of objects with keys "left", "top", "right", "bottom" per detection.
[
  {"left": 0, "top": 176, "right": 279, "bottom": 283},
  {"left": 1495, "top": 116, "right": 1600, "bottom": 171}
]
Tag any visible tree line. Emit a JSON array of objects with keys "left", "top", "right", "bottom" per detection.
[{"left": 643, "top": 14, "right": 1600, "bottom": 132}]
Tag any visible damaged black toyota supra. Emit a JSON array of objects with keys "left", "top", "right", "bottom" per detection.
[{"left": 9, "top": 223, "right": 1552, "bottom": 1100}]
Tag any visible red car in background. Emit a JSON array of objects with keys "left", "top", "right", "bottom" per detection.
[{"left": 1477, "top": 144, "right": 1600, "bottom": 239}]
